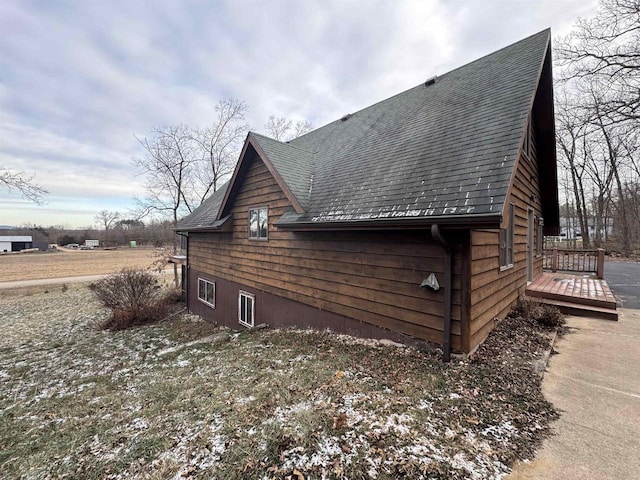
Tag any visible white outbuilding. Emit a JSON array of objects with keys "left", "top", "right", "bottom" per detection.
[{"left": 0, "top": 236, "right": 33, "bottom": 252}]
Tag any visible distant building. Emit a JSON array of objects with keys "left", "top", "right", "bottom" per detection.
[
  {"left": 558, "top": 217, "right": 614, "bottom": 240},
  {"left": 0, "top": 236, "right": 33, "bottom": 252},
  {"left": 0, "top": 228, "right": 49, "bottom": 251}
]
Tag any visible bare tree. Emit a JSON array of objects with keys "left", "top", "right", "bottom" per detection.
[
  {"left": 556, "top": 0, "right": 640, "bottom": 122},
  {"left": 134, "top": 100, "right": 250, "bottom": 236},
  {"left": 555, "top": 76, "right": 639, "bottom": 253},
  {"left": 555, "top": 92, "right": 592, "bottom": 247},
  {"left": 133, "top": 125, "right": 199, "bottom": 286},
  {"left": 589, "top": 88, "right": 635, "bottom": 252},
  {"left": 264, "top": 115, "right": 314, "bottom": 141},
  {"left": 555, "top": 2, "right": 640, "bottom": 253},
  {"left": 133, "top": 124, "right": 198, "bottom": 240},
  {"left": 194, "top": 99, "right": 249, "bottom": 198},
  {"left": 0, "top": 165, "right": 48, "bottom": 204},
  {"left": 133, "top": 103, "right": 251, "bottom": 284},
  {"left": 95, "top": 210, "right": 121, "bottom": 230}
]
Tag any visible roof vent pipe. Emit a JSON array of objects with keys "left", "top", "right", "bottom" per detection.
[
  {"left": 341, "top": 113, "right": 352, "bottom": 122},
  {"left": 431, "top": 224, "right": 452, "bottom": 362}
]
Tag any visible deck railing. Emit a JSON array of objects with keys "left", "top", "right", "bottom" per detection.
[{"left": 543, "top": 248, "right": 605, "bottom": 279}]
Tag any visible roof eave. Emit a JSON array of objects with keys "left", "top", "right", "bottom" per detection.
[
  {"left": 174, "top": 215, "right": 232, "bottom": 233},
  {"left": 175, "top": 226, "right": 219, "bottom": 233},
  {"left": 276, "top": 213, "right": 502, "bottom": 231}
]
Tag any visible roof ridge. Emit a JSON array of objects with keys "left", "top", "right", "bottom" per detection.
[
  {"left": 442, "top": 28, "right": 550, "bottom": 79},
  {"left": 289, "top": 29, "right": 551, "bottom": 146}
]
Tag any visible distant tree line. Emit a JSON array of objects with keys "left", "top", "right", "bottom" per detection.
[{"left": 10, "top": 219, "right": 175, "bottom": 249}]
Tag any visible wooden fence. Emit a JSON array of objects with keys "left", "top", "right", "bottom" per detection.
[{"left": 543, "top": 248, "right": 605, "bottom": 279}]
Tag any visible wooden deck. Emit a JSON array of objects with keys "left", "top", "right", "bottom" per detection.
[{"left": 526, "top": 273, "right": 618, "bottom": 320}]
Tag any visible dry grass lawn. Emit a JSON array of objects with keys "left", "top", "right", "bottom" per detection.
[
  {"left": 0, "top": 248, "right": 161, "bottom": 282},
  {"left": 0, "top": 285, "right": 561, "bottom": 479}
]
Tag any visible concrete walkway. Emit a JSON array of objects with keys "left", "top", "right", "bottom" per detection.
[{"left": 509, "top": 308, "right": 640, "bottom": 479}]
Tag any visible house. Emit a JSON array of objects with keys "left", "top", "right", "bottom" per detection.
[{"left": 176, "top": 30, "right": 559, "bottom": 358}]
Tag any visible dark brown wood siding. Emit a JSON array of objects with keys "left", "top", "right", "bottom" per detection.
[
  {"left": 189, "top": 273, "right": 441, "bottom": 347},
  {"left": 468, "top": 122, "right": 544, "bottom": 351},
  {"left": 188, "top": 152, "right": 467, "bottom": 350}
]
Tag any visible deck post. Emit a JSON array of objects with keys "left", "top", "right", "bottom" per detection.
[
  {"left": 551, "top": 248, "right": 558, "bottom": 272},
  {"left": 596, "top": 248, "right": 605, "bottom": 279}
]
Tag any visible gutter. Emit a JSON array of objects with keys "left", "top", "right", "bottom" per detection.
[
  {"left": 276, "top": 212, "right": 501, "bottom": 231},
  {"left": 431, "top": 224, "right": 452, "bottom": 362}
]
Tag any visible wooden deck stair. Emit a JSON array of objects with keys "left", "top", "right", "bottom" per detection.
[{"left": 526, "top": 273, "right": 618, "bottom": 320}]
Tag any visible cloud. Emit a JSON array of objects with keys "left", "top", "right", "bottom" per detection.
[{"left": 0, "top": 0, "right": 598, "bottom": 227}]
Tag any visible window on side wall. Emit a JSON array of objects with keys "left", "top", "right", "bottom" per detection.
[
  {"left": 249, "top": 206, "right": 268, "bottom": 240},
  {"left": 537, "top": 217, "right": 544, "bottom": 256},
  {"left": 197, "top": 278, "right": 215, "bottom": 308},
  {"left": 500, "top": 203, "right": 515, "bottom": 269},
  {"left": 239, "top": 291, "right": 255, "bottom": 327}
]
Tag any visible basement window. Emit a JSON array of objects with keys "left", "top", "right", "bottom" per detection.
[
  {"left": 249, "top": 206, "right": 268, "bottom": 240},
  {"left": 500, "top": 203, "right": 515, "bottom": 269},
  {"left": 197, "top": 278, "right": 215, "bottom": 308},
  {"left": 239, "top": 291, "right": 255, "bottom": 327}
]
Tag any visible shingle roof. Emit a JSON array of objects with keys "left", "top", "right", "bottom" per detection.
[
  {"left": 280, "top": 29, "right": 550, "bottom": 225},
  {"left": 176, "top": 181, "right": 229, "bottom": 231},
  {"left": 182, "top": 29, "right": 552, "bottom": 231},
  {"left": 250, "top": 132, "right": 315, "bottom": 210}
]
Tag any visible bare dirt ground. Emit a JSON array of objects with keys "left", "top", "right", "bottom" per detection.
[{"left": 0, "top": 248, "right": 161, "bottom": 282}]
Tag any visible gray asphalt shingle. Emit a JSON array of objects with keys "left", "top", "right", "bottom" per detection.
[
  {"left": 250, "top": 133, "right": 315, "bottom": 210},
  {"left": 180, "top": 29, "right": 551, "bottom": 230},
  {"left": 176, "top": 181, "right": 229, "bottom": 231}
]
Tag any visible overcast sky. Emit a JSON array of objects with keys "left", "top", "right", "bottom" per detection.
[{"left": 0, "top": 0, "right": 598, "bottom": 228}]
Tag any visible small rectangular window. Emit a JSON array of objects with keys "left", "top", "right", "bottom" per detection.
[
  {"left": 537, "top": 217, "right": 544, "bottom": 256},
  {"left": 197, "top": 278, "right": 215, "bottom": 308},
  {"left": 249, "top": 207, "right": 268, "bottom": 240},
  {"left": 239, "top": 291, "right": 255, "bottom": 327},
  {"left": 500, "top": 203, "right": 515, "bottom": 269}
]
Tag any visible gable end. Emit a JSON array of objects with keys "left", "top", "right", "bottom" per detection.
[{"left": 218, "top": 134, "right": 305, "bottom": 219}]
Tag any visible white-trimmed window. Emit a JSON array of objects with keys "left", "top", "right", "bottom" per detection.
[
  {"left": 500, "top": 203, "right": 515, "bottom": 269},
  {"left": 198, "top": 278, "right": 215, "bottom": 308},
  {"left": 239, "top": 291, "right": 255, "bottom": 327},
  {"left": 249, "top": 206, "right": 268, "bottom": 240}
]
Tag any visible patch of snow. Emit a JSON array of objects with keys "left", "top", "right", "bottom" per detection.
[
  {"left": 130, "top": 417, "right": 149, "bottom": 430},
  {"left": 370, "top": 413, "right": 414, "bottom": 437},
  {"left": 235, "top": 395, "right": 256, "bottom": 406}
]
